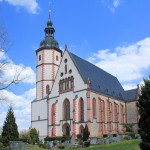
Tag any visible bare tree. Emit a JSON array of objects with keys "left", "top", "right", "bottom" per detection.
[{"left": 0, "top": 22, "right": 25, "bottom": 101}]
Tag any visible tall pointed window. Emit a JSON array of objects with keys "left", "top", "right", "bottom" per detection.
[
  {"left": 46, "top": 85, "right": 50, "bottom": 94},
  {"left": 79, "top": 125, "right": 84, "bottom": 135},
  {"left": 79, "top": 98, "right": 84, "bottom": 122},
  {"left": 65, "top": 64, "right": 67, "bottom": 74},
  {"left": 93, "top": 98, "right": 97, "bottom": 118},
  {"left": 63, "top": 99, "right": 70, "bottom": 120},
  {"left": 51, "top": 104, "right": 55, "bottom": 124}
]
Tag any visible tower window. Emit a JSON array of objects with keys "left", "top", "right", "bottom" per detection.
[
  {"left": 39, "top": 55, "right": 41, "bottom": 61},
  {"left": 56, "top": 55, "right": 58, "bottom": 61},
  {"left": 46, "top": 85, "right": 50, "bottom": 94}
]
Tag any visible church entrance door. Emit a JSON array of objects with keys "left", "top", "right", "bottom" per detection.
[{"left": 63, "top": 123, "right": 70, "bottom": 136}]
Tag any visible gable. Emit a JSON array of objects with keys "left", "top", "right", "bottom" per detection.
[{"left": 50, "top": 50, "right": 87, "bottom": 98}]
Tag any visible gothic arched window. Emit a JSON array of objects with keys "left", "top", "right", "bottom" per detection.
[
  {"left": 51, "top": 104, "right": 55, "bottom": 124},
  {"left": 63, "top": 99, "right": 70, "bottom": 120},
  {"left": 65, "top": 64, "right": 67, "bottom": 74},
  {"left": 46, "top": 85, "right": 50, "bottom": 94},
  {"left": 79, "top": 98, "right": 84, "bottom": 122},
  {"left": 93, "top": 98, "right": 97, "bottom": 118},
  {"left": 79, "top": 125, "right": 84, "bottom": 135}
]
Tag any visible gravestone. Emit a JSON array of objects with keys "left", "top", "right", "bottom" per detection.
[
  {"left": 112, "top": 134, "right": 121, "bottom": 142},
  {"left": 90, "top": 138, "right": 97, "bottom": 144},
  {"left": 70, "top": 139, "right": 75, "bottom": 145},
  {"left": 97, "top": 138, "right": 104, "bottom": 144},
  {"left": 64, "top": 141, "right": 70, "bottom": 149}
]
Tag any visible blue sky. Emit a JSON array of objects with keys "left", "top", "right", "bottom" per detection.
[{"left": 0, "top": 0, "right": 150, "bottom": 132}]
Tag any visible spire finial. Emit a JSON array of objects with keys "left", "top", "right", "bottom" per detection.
[
  {"left": 47, "top": 0, "right": 53, "bottom": 27},
  {"left": 49, "top": 0, "right": 51, "bottom": 14}
]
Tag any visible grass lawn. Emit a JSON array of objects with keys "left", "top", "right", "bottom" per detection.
[{"left": 29, "top": 139, "right": 141, "bottom": 150}]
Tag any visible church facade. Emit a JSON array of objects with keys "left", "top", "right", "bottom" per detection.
[{"left": 31, "top": 11, "right": 139, "bottom": 140}]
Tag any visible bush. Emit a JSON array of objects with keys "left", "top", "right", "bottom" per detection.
[
  {"left": 0, "top": 136, "right": 2, "bottom": 143},
  {"left": 44, "top": 136, "right": 62, "bottom": 141},
  {"left": 109, "top": 138, "right": 112, "bottom": 143},
  {"left": 43, "top": 141, "right": 47, "bottom": 149},
  {"left": 27, "top": 134, "right": 31, "bottom": 144},
  {"left": 61, "top": 135, "right": 70, "bottom": 142},
  {"left": 58, "top": 144, "right": 64, "bottom": 149},
  {"left": 84, "top": 140, "right": 90, "bottom": 147},
  {"left": 135, "top": 134, "right": 140, "bottom": 139},
  {"left": 104, "top": 138, "right": 106, "bottom": 144},
  {"left": 78, "top": 141, "right": 83, "bottom": 145},
  {"left": 140, "top": 142, "right": 150, "bottom": 150},
  {"left": 124, "top": 135, "right": 128, "bottom": 140},
  {"left": 0, "top": 142, "right": 3, "bottom": 148},
  {"left": 39, "top": 144, "right": 43, "bottom": 147},
  {"left": 77, "top": 134, "right": 82, "bottom": 140},
  {"left": 83, "top": 124, "right": 90, "bottom": 141}
]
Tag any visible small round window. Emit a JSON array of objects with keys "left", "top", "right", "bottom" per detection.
[
  {"left": 60, "top": 72, "right": 63, "bottom": 77},
  {"left": 64, "top": 59, "right": 67, "bottom": 63},
  {"left": 69, "top": 69, "right": 72, "bottom": 74}
]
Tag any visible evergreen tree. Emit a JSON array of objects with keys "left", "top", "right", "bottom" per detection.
[
  {"left": 30, "top": 128, "right": 39, "bottom": 144},
  {"left": 137, "top": 76, "right": 150, "bottom": 150},
  {"left": 83, "top": 124, "right": 90, "bottom": 141},
  {"left": 2, "top": 106, "right": 19, "bottom": 146}
]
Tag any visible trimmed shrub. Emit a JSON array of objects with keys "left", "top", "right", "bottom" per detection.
[
  {"left": 44, "top": 136, "right": 62, "bottom": 141},
  {"left": 84, "top": 140, "right": 90, "bottom": 147},
  {"left": 77, "top": 134, "right": 82, "bottom": 140},
  {"left": 58, "top": 144, "right": 64, "bottom": 149},
  {"left": 135, "top": 134, "right": 140, "bottom": 139},
  {"left": 61, "top": 135, "right": 70, "bottom": 143},
  {"left": 43, "top": 141, "right": 47, "bottom": 149},
  {"left": 83, "top": 124, "right": 90, "bottom": 141},
  {"left": 0, "top": 142, "right": 3, "bottom": 148},
  {"left": 124, "top": 135, "right": 128, "bottom": 140}
]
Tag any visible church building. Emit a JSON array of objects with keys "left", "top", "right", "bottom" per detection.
[{"left": 31, "top": 10, "right": 139, "bottom": 140}]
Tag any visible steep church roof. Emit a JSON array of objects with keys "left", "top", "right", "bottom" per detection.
[
  {"left": 69, "top": 52, "right": 138, "bottom": 101},
  {"left": 121, "top": 88, "right": 139, "bottom": 102}
]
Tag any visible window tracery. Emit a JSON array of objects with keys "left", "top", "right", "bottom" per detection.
[{"left": 59, "top": 76, "right": 74, "bottom": 93}]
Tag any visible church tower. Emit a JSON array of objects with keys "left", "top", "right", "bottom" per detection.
[{"left": 36, "top": 10, "right": 62, "bottom": 101}]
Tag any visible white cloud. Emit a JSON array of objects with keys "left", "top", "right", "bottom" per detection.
[
  {"left": 88, "top": 37, "right": 150, "bottom": 85},
  {"left": 101, "top": 0, "right": 121, "bottom": 13},
  {"left": 5, "top": 0, "right": 40, "bottom": 14},
  {"left": 113, "top": 0, "right": 120, "bottom": 8},
  {"left": 123, "top": 83, "right": 137, "bottom": 90},
  {"left": 0, "top": 87, "right": 36, "bottom": 130},
  {"left": 0, "top": 51, "right": 36, "bottom": 85}
]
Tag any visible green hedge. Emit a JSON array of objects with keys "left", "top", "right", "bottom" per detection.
[
  {"left": 0, "top": 142, "right": 3, "bottom": 148},
  {"left": 44, "top": 135, "right": 70, "bottom": 142}
]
